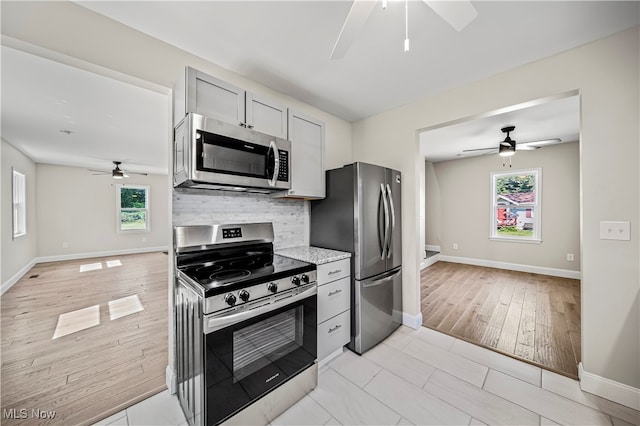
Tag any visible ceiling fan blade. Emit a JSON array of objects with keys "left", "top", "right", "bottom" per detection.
[
  {"left": 422, "top": 0, "right": 478, "bottom": 32},
  {"left": 330, "top": 0, "right": 377, "bottom": 60},
  {"left": 517, "top": 138, "right": 562, "bottom": 148},
  {"left": 516, "top": 145, "right": 540, "bottom": 151},
  {"left": 462, "top": 146, "right": 497, "bottom": 153}
]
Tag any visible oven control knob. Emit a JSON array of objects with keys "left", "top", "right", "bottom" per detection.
[
  {"left": 224, "top": 293, "right": 237, "bottom": 306},
  {"left": 291, "top": 276, "right": 301, "bottom": 286},
  {"left": 267, "top": 282, "right": 278, "bottom": 293},
  {"left": 239, "top": 290, "right": 250, "bottom": 302},
  {"left": 301, "top": 274, "right": 309, "bottom": 284}
]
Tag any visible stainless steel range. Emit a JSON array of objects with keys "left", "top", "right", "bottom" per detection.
[{"left": 174, "top": 223, "right": 318, "bottom": 426}]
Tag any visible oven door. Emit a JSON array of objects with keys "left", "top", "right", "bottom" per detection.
[{"left": 203, "top": 285, "right": 317, "bottom": 426}]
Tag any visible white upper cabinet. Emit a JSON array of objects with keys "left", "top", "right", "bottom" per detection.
[
  {"left": 246, "top": 93, "right": 288, "bottom": 139},
  {"left": 174, "top": 67, "right": 287, "bottom": 139},
  {"left": 274, "top": 110, "right": 325, "bottom": 199}
]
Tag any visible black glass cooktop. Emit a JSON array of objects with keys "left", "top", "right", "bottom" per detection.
[{"left": 177, "top": 243, "right": 314, "bottom": 295}]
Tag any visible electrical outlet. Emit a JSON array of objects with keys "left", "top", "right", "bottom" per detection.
[
  {"left": 62, "top": 242, "right": 69, "bottom": 249},
  {"left": 566, "top": 253, "right": 575, "bottom": 262},
  {"left": 453, "top": 243, "right": 459, "bottom": 250}
]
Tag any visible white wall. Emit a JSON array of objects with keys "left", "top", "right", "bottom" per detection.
[
  {"left": 1, "top": 139, "right": 38, "bottom": 288},
  {"left": 424, "top": 161, "right": 441, "bottom": 248},
  {"left": 36, "top": 164, "right": 169, "bottom": 259},
  {"left": 427, "top": 142, "right": 580, "bottom": 272},
  {"left": 352, "top": 27, "right": 639, "bottom": 392}
]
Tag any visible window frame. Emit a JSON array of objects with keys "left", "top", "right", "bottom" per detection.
[
  {"left": 489, "top": 168, "right": 542, "bottom": 244},
  {"left": 116, "top": 184, "right": 150, "bottom": 233},
  {"left": 12, "top": 168, "right": 27, "bottom": 239}
]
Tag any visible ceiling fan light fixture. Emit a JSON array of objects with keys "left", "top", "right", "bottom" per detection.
[
  {"left": 498, "top": 143, "right": 516, "bottom": 157},
  {"left": 499, "top": 125, "right": 516, "bottom": 157}
]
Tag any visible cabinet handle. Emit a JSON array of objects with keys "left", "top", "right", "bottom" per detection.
[
  {"left": 239, "top": 122, "right": 247, "bottom": 127},
  {"left": 328, "top": 324, "right": 342, "bottom": 333},
  {"left": 328, "top": 269, "right": 342, "bottom": 276},
  {"left": 327, "top": 289, "right": 342, "bottom": 297},
  {"left": 246, "top": 124, "right": 254, "bottom": 129}
]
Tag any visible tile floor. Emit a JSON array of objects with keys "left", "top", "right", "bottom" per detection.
[{"left": 94, "top": 326, "right": 640, "bottom": 426}]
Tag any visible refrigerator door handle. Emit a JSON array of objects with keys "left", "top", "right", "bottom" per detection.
[
  {"left": 380, "top": 183, "right": 390, "bottom": 261},
  {"left": 361, "top": 268, "right": 401, "bottom": 287},
  {"left": 386, "top": 183, "right": 395, "bottom": 259}
]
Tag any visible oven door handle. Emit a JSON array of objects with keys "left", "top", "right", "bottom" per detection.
[{"left": 204, "top": 285, "right": 317, "bottom": 334}]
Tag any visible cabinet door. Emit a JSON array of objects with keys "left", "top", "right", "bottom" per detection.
[
  {"left": 187, "top": 68, "right": 245, "bottom": 126},
  {"left": 278, "top": 110, "right": 325, "bottom": 199},
  {"left": 245, "top": 93, "right": 288, "bottom": 139}
]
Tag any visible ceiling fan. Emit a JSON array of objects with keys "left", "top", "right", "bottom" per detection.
[
  {"left": 330, "top": 0, "right": 478, "bottom": 59},
  {"left": 89, "top": 161, "right": 147, "bottom": 179},
  {"left": 462, "top": 126, "right": 562, "bottom": 157}
]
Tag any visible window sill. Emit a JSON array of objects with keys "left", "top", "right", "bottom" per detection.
[
  {"left": 489, "top": 236, "right": 542, "bottom": 244},
  {"left": 118, "top": 229, "right": 151, "bottom": 234}
]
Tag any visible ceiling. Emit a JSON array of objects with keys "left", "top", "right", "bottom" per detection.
[
  {"left": 421, "top": 94, "right": 580, "bottom": 162},
  {"left": 1, "top": 1, "right": 637, "bottom": 173},
  {"left": 1, "top": 46, "right": 169, "bottom": 175},
  {"left": 76, "top": 1, "right": 639, "bottom": 122}
]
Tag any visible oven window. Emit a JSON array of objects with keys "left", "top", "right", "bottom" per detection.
[
  {"left": 198, "top": 131, "right": 268, "bottom": 178},
  {"left": 233, "top": 307, "right": 302, "bottom": 382}
]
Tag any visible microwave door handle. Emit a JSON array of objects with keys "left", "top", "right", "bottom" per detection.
[
  {"left": 380, "top": 183, "right": 390, "bottom": 260},
  {"left": 386, "top": 183, "right": 395, "bottom": 258},
  {"left": 268, "top": 140, "right": 280, "bottom": 187}
]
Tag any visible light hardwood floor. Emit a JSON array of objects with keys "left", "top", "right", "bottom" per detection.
[
  {"left": 1, "top": 252, "right": 169, "bottom": 425},
  {"left": 420, "top": 261, "right": 581, "bottom": 378}
]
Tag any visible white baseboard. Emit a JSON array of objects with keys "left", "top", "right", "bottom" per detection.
[
  {"left": 579, "top": 363, "right": 640, "bottom": 410},
  {"left": 425, "top": 245, "right": 441, "bottom": 252},
  {"left": 1, "top": 257, "right": 38, "bottom": 295},
  {"left": 166, "top": 364, "right": 177, "bottom": 395},
  {"left": 402, "top": 311, "right": 423, "bottom": 330},
  {"left": 37, "top": 246, "right": 169, "bottom": 264},
  {"left": 438, "top": 255, "right": 581, "bottom": 280},
  {"left": 420, "top": 254, "right": 439, "bottom": 270},
  {"left": 1, "top": 246, "right": 169, "bottom": 296}
]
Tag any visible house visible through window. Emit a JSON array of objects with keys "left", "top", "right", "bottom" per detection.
[
  {"left": 117, "top": 184, "right": 149, "bottom": 232},
  {"left": 12, "top": 169, "right": 26, "bottom": 238},
  {"left": 490, "top": 168, "right": 541, "bottom": 242}
]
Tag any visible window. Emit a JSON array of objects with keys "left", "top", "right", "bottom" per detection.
[
  {"left": 117, "top": 185, "right": 149, "bottom": 232},
  {"left": 12, "top": 169, "right": 26, "bottom": 238},
  {"left": 490, "top": 168, "right": 541, "bottom": 242}
]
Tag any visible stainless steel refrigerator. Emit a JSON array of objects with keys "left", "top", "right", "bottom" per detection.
[{"left": 311, "top": 162, "right": 402, "bottom": 355}]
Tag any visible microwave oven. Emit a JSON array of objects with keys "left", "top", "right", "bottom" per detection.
[{"left": 174, "top": 113, "right": 291, "bottom": 193}]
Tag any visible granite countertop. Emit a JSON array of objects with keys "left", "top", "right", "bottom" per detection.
[{"left": 276, "top": 246, "right": 351, "bottom": 265}]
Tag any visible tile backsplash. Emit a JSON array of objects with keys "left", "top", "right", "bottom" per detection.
[{"left": 172, "top": 190, "right": 309, "bottom": 249}]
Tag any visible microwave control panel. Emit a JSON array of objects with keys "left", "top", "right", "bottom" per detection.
[{"left": 278, "top": 151, "right": 289, "bottom": 182}]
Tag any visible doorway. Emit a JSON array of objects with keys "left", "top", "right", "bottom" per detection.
[{"left": 418, "top": 93, "right": 581, "bottom": 378}]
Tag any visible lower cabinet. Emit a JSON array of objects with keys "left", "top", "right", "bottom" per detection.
[
  {"left": 316, "top": 259, "right": 351, "bottom": 361},
  {"left": 317, "top": 311, "right": 350, "bottom": 360}
]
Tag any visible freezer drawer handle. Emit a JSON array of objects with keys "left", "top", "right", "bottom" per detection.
[
  {"left": 327, "top": 289, "right": 342, "bottom": 296},
  {"left": 328, "top": 269, "right": 342, "bottom": 275},
  {"left": 328, "top": 324, "right": 342, "bottom": 333}
]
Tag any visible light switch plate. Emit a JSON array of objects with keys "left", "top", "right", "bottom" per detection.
[{"left": 599, "top": 221, "right": 631, "bottom": 241}]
